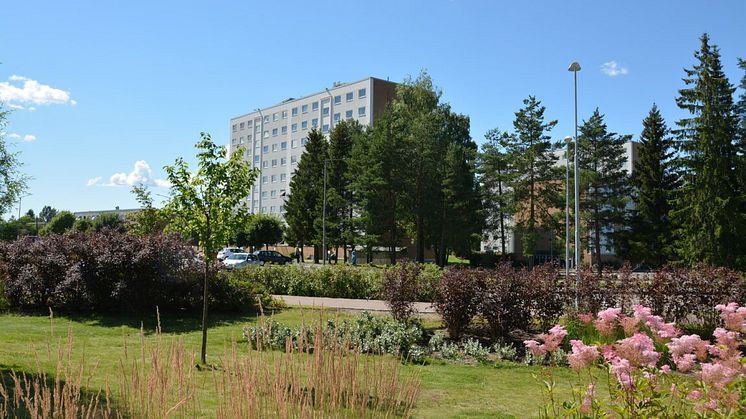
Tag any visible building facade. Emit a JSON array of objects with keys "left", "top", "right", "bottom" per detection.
[{"left": 229, "top": 77, "right": 397, "bottom": 216}]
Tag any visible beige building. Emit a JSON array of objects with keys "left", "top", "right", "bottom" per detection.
[{"left": 229, "top": 77, "right": 397, "bottom": 216}]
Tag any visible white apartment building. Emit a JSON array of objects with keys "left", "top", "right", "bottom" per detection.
[{"left": 229, "top": 77, "right": 397, "bottom": 216}]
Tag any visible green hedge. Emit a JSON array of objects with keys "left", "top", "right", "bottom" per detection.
[{"left": 226, "top": 264, "right": 444, "bottom": 301}]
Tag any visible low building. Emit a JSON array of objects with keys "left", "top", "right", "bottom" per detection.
[{"left": 74, "top": 206, "right": 139, "bottom": 220}]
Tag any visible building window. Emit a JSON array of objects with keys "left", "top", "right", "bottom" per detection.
[
  {"left": 280, "top": 173, "right": 287, "bottom": 181},
  {"left": 272, "top": 144, "right": 278, "bottom": 152},
  {"left": 232, "top": 124, "right": 237, "bottom": 132},
  {"left": 302, "top": 104, "right": 308, "bottom": 113},
  {"left": 272, "top": 159, "right": 277, "bottom": 167},
  {"left": 239, "top": 122, "right": 245, "bottom": 130},
  {"left": 312, "top": 101, "right": 319, "bottom": 111},
  {"left": 281, "top": 141, "right": 287, "bottom": 150},
  {"left": 281, "top": 110, "right": 288, "bottom": 119},
  {"left": 312, "top": 118, "right": 318, "bottom": 127},
  {"left": 279, "top": 205, "right": 285, "bottom": 213},
  {"left": 263, "top": 161, "right": 268, "bottom": 168},
  {"left": 281, "top": 126, "right": 287, "bottom": 134},
  {"left": 263, "top": 145, "right": 269, "bottom": 153},
  {"left": 247, "top": 134, "right": 252, "bottom": 141},
  {"left": 261, "top": 207, "right": 266, "bottom": 213},
  {"left": 301, "top": 137, "right": 308, "bottom": 145},
  {"left": 262, "top": 191, "right": 268, "bottom": 197},
  {"left": 262, "top": 176, "right": 268, "bottom": 184},
  {"left": 358, "top": 106, "right": 366, "bottom": 116},
  {"left": 263, "top": 130, "right": 269, "bottom": 139},
  {"left": 264, "top": 116, "right": 270, "bottom": 123},
  {"left": 272, "top": 113, "right": 278, "bottom": 121},
  {"left": 247, "top": 120, "right": 252, "bottom": 127},
  {"left": 291, "top": 139, "right": 297, "bottom": 148},
  {"left": 272, "top": 128, "right": 278, "bottom": 136},
  {"left": 253, "top": 199, "right": 258, "bottom": 207},
  {"left": 254, "top": 156, "right": 260, "bottom": 163},
  {"left": 333, "top": 113, "right": 340, "bottom": 122},
  {"left": 322, "top": 124, "right": 329, "bottom": 133},
  {"left": 255, "top": 118, "right": 261, "bottom": 126},
  {"left": 358, "top": 88, "right": 366, "bottom": 98},
  {"left": 292, "top": 107, "right": 298, "bottom": 116},
  {"left": 271, "top": 190, "right": 277, "bottom": 198},
  {"left": 334, "top": 95, "right": 341, "bottom": 104},
  {"left": 291, "top": 123, "right": 297, "bottom": 132},
  {"left": 281, "top": 157, "right": 287, "bottom": 165},
  {"left": 270, "top": 206, "right": 276, "bottom": 213},
  {"left": 291, "top": 155, "right": 298, "bottom": 164},
  {"left": 346, "top": 110, "right": 353, "bottom": 119},
  {"left": 271, "top": 174, "right": 277, "bottom": 182},
  {"left": 279, "top": 189, "right": 286, "bottom": 196},
  {"left": 346, "top": 92, "right": 353, "bottom": 102},
  {"left": 301, "top": 121, "right": 308, "bottom": 130},
  {"left": 322, "top": 107, "right": 330, "bottom": 116}
]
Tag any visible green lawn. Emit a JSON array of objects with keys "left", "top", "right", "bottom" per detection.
[{"left": 0, "top": 308, "right": 585, "bottom": 418}]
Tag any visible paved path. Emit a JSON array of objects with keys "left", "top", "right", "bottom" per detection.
[{"left": 273, "top": 295, "right": 437, "bottom": 314}]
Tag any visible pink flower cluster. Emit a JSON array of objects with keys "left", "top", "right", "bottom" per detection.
[
  {"left": 567, "top": 340, "right": 599, "bottom": 369},
  {"left": 668, "top": 334, "right": 709, "bottom": 372},
  {"left": 633, "top": 304, "right": 679, "bottom": 341},
  {"left": 715, "top": 303, "right": 746, "bottom": 333},
  {"left": 524, "top": 325, "right": 567, "bottom": 357},
  {"left": 594, "top": 308, "right": 621, "bottom": 336}
]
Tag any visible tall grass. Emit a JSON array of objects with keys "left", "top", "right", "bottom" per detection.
[{"left": 1, "top": 309, "right": 421, "bottom": 418}]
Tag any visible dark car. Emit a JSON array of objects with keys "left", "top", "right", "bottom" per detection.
[{"left": 253, "top": 250, "right": 293, "bottom": 265}]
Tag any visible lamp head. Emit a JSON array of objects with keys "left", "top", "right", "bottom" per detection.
[
  {"left": 564, "top": 136, "right": 573, "bottom": 143},
  {"left": 568, "top": 62, "right": 581, "bottom": 72}
]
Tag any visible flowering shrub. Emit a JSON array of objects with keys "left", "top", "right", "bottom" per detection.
[{"left": 525, "top": 303, "right": 746, "bottom": 417}]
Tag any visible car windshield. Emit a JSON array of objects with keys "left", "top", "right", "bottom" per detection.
[
  {"left": 227, "top": 253, "right": 248, "bottom": 260},
  {"left": 228, "top": 248, "right": 243, "bottom": 253}
]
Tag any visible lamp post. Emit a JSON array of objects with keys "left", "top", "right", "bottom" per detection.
[
  {"left": 17, "top": 193, "right": 32, "bottom": 239},
  {"left": 568, "top": 61, "right": 581, "bottom": 309},
  {"left": 564, "top": 136, "right": 572, "bottom": 278}
]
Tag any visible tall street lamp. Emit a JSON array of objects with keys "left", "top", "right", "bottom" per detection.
[
  {"left": 568, "top": 61, "right": 581, "bottom": 309},
  {"left": 17, "top": 193, "right": 32, "bottom": 239},
  {"left": 564, "top": 136, "right": 572, "bottom": 278}
]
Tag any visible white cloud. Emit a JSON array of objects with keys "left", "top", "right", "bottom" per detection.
[
  {"left": 601, "top": 61, "right": 629, "bottom": 77},
  {"left": 23, "top": 134, "right": 36, "bottom": 142},
  {"left": 89, "top": 160, "right": 170, "bottom": 188},
  {"left": 7, "top": 104, "right": 24, "bottom": 110},
  {"left": 28, "top": 107, "right": 36, "bottom": 112},
  {"left": 0, "top": 75, "right": 75, "bottom": 106},
  {"left": 7, "top": 133, "right": 21, "bottom": 139},
  {"left": 70, "top": 100, "right": 77, "bottom": 106}
]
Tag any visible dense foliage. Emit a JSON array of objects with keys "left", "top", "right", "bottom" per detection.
[
  {"left": 381, "top": 261, "right": 421, "bottom": 321},
  {"left": 0, "top": 230, "right": 266, "bottom": 313}
]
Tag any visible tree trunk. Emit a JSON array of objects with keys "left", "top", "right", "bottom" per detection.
[
  {"left": 200, "top": 258, "right": 209, "bottom": 364},
  {"left": 416, "top": 214, "right": 425, "bottom": 263}
]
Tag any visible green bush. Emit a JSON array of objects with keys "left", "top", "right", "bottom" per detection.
[{"left": 210, "top": 272, "right": 273, "bottom": 312}]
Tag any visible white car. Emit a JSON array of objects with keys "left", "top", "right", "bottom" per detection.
[
  {"left": 222, "top": 252, "right": 263, "bottom": 269},
  {"left": 217, "top": 247, "right": 244, "bottom": 261}
]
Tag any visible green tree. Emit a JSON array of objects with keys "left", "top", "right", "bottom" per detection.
[
  {"left": 671, "top": 34, "right": 744, "bottom": 268},
  {"left": 326, "top": 120, "right": 363, "bottom": 262},
  {"left": 503, "top": 96, "right": 560, "bottom": 266},
  {"left": 42, "top": 211, "right": 76, "bottom": 235},
  {"left": 626, "top": 105, "right": 677, "bottom": 266},
  {"left": 92, "top": 213, "right": 124, "bottom": 232},
  {"left": 349, "top": 108, "right": 408, "bottom": 264},
  {"left": 39, "top": 205, "right": 58, "bottom": 223},
  {"left": 244, "top": 214, "right": 284, "bottom": 250},
  {"left": 73, "top": 218, "right": 93, "bottom": 232},
  {"left": 0, "top": 104, "right": 28, "bottom": 215},
  {"left": 128, "top": 186, "right": 168, "bottom": 236},
  {"left": 284, "top": 128, "right": 326, "bottom": 262},
  {"left": 163, "top": 133, "right": 257, "bottom": 364},
  {"left": 577, "top": 109, "right": 632, "bottom": 273},
  {"left": 479, "top": 129, "right": 517, "bottom": 256}
]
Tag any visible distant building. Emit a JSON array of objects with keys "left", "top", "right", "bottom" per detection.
[
  {"left": 228, "top": 77, "right": 398, "bottom": 217},
  {"left": 74, "top": 206, "right": 139, "bottom": 220},
  {"left": 480, "top": 140, "right": 640, "bottom": 264}
]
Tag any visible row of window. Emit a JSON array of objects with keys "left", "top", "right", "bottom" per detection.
[
  {"left": 256, "top": 155, "right": 298, "bottom": 169},
  {"left": 259, "top": 188, "right": 287, "bottom": 199},
  {"left": 252, "top": 204, "right": 284, "bottom": 214},
  {"left": 260, "top": 173, "right": 288, "bottom": 184},
  {"left": 232, "top": 88, "right": 367, "bottom": 132}
]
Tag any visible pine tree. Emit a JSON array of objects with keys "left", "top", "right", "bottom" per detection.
[
  {"left": 627, "top": 105, "right": 676, "bottom": 266},
  {"left": 577, "top": 109, "right": 631, "bottom": 273},
  {"left": 671, "top": 34, "right": 744, "bottom": 268},
  {"left": 479, "top": 129, "right": 517, "bottom": 256},
  {"left": 284, "top": 128, "right": 327, "bottom": 262},
  {"left": 503, "top": 96, "right": 559, "bottom": 266}
]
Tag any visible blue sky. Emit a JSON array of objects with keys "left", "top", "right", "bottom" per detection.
[{"left": 1, "top": 0, "right": 744, "bottom": 216}]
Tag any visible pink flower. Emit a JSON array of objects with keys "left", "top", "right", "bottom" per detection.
[
  {"left": 661, "top": 364, "right": 671, "bottom": 374},
  {"left": 542, "top": 325, "right": 567, "bottom": 353},
  {"left": 716, "top": 303, "right": 746, "bottom": 333},
  {"left": 610, "top": 357, "right": 634, "bottom": 389},
  {"left": 567, "top": 340, "right": 599, "bottom": 370},
  {"left": 667, "top": 334, "right": 710, "bottom": 372},
  {"left": 524, "top": 339, "right": 546, "bottom": 357},
  {"left": 579, "top": 383, "right": 595, "bottom": 414},
  {"left": 687, "top": 390, "right": 702, "bottom": 401},
  {"left": 577, "top": 313, "right": 594, "bottom": 324},
  {"left": 595, "top": 308, "right": 622, "bottom": 336},
  {"left": 619, "top": 315, "right": 639, "bottom": 336},
  {"left": 699, "top": 362, "right": 739, "bottom": 389},
  {"left": 633, "top": 304, "right": 679, "bottom": 341},
  {"left": 615, "top": 333, "right": 660, "bottom": 368}
]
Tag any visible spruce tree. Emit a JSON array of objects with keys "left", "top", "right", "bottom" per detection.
[
  {"left": 627, "top": 105, "right": 676, "bottom": 266},
  {"left": 671, "top": 34, "right": 744, "bottom": 268},
  {"left": 503, "top": 96, "right": 559, "bottom": 266},
  {"left": 577, "top": 109, "right": 631, "bottom": 273},
  {"left": 284, "top": 128, "right": 327, "bottom": 262},
  {"left": 479, "top": 129, "right": 517, "bottom": 257}
]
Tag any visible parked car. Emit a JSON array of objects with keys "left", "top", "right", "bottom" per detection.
[
  {"left": 253, "top": 250, "right": 293, "bottom": 265},
  {"left": 222, "top": 252, "right": 263, "bottom": 269},
  {"left": 217, "top": 247, "right": 244, "bottom": 261}
]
